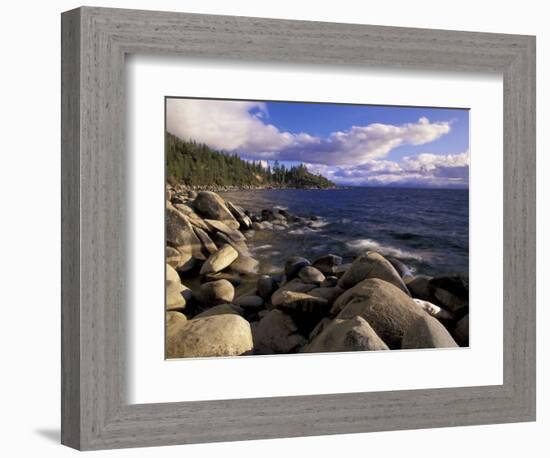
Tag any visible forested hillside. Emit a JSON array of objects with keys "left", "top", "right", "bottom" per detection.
[{"left": 166, "top": 133, "right": 335, "bottom": 188}]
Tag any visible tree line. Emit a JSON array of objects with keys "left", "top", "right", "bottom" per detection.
[{"left": 166, "top": 133, "right": 335, "bottom": 188}]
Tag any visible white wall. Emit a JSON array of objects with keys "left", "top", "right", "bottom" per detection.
[{"left": 0, "top": 0, "right": 546, "bottom": 456}]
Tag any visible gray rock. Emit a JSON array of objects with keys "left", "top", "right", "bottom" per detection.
[
  {"left": 230, "top": 255, "right": 259, "bottom": 275},
  {"left": 302, "top": 316, "right": 389, "bottom": 353},
  {"left": 165, "top": 311, "right": 188, "bottom": 357},
  {"left": 185, "top": 211, "right": 210, "bottom": 232},
  {"left": 234, "top": 295, "right": 264, "bottom": 309},
  {"left": 252, "top": 310, "right": 307, "bottom": 354},
  {"left": 166, "top": 314, "right": 253, "bottom": 358},
  {"left": 200, "top": 244, "right": 239, "bottom": 275},
  {"left": 193, "top": 191, "right": 239, "bottom": 230},
  {"left": 212, "top": 231, "right": 250, "bottom": 256},
  {"left": 402, "top": 315, "right": 458, "bottom": 349},
  {"left": 284, "top": 256, "right": 311, "bottom": 279},
  {"left": 338, "top": 251, "right": 409, "bottom": 294},
  {"left": 298, "top": 266, "right": 326, "bottom": 284},
  {"left": 175, "top": 252, "right": 196, "bottom": 273},
  {"left": 166, "top": 206, "right": 204, "bottom": 258},
  {"left": 257, "top": 275, "right": 277, "bottom": 300},
  {"left": 199, "top": 279, "right": 235, "bottom": 306},
  {"left": 166, "top": 263, "right": 180, "bottom": 283},
  {"left": 194, "top": 303, "right": 244, "bottom": 319},
  {"left": 173, "top": 203, "right": 194, "bottom": 215},
  {"left": 226, "top": 200, "right": 253, "bottom": 229},
  {"left": 454, "top": 314, "right": 469, "bottom": 347},
  {"left": 193, "top": 226, "right": 218, "bottom": 255},
  {"left": 334, "top": 278, "right": 425, "bottom": 349},
  {"left": 333, "top": 263, "right": 351, "bottom": 278},
  {"left": 308, "top": 317, "right": 332, "bottom": 341},
  {"left": 204, "top": 219, "right": 246, "bottom": 243},
  {"left": 166, "top": 246, "right": 183, "bottom": 268},
  {"left": 312, "top": 254, "right": 343, "bottom": 275},
  {"left": 202, "top": 271, "right": 242, "bottom": 287},
  {"left": 275, "top": 291, "right": 330, "bottom": 314}
]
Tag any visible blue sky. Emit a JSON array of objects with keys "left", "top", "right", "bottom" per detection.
[{"left": 166, "top": 98, "right": 470, "bottom": 188}]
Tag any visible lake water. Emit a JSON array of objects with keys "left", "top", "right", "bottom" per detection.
[{"left": 220, "top": 188, "right": 469, "bottom": 278}]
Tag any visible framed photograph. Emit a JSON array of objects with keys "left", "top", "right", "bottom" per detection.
[{"left": 61, "top": 6, "right": 536, "bottom": 450}]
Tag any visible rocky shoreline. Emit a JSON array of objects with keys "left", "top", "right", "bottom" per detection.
[{"left": 166, "top": 184, "right": 469, "bottom": 358}]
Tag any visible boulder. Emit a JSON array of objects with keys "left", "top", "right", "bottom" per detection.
[
  {"left": 226, "top": 201, "right": 253, "bottom": 229},
  {"left": 321, "top": 276, "right": 339, "bottom": 288},
  {"left": 298, "top": 266, "right": 326, "bottom": 284},
  {"left": 199, "top": 279, "right": 235, "bottom": 306},
  {"left": 338, "top": 251, "right": 409, "bottom": 294},
  {"left": 252, "top": 310, "right": 307, "bottom": 354},
  {"left": 334, "top": 278, "right": 425, "bottom": 349},
  {"left": 428, "top": 274, "right": 469, "bottom": 314},
  {"left": 200, "top": 244, "right": 239, "bottom": 275},
  {"left": 165, "top": 311, "right": 188, "bottom": 357},
  {"left": 194, "top": 303, "right": 244, "bottom": 319},
  {"left": 212, "top": 231, "right": 250, "bottom": 256},
  {"left": 166, "top": 314, "right": 253, "bottom": 358},
  {"left": 202, "top": 271, "right": 242, "bottom": 287},
  {"left": 166, "top": 206, "right": 204, "bottom": 258},
  {"left": 193, "top": 227, "right": 218, "bottom": 255},
  {"left": 185, "top": 211, "right": 210, "bottom": 232},
  {"left": 166, "top": 246, "right": 182, "bottom": 268},
  {"left": 230, "top": 255, "right": 259, "bottom": 275},
  {"left": 193, "top": 191, "right": 239, "bottom": 229},
  {"left": 257, "top": 275, "right": 277, "bottom": 300},
  {"left": 308, "top": 317, "right": 332, "bottom": 341},
  {"left": 275, "top": 291, "right": 330, "bottom": 314},
  {"left": 284, "top": 256, "right": 311, "bottom": 279},
  {"left": 234, "top": 295, "right": 264, "bottom": 309},
  {"left": 312, "top": 254, "right": 343, "bottom": 275},
  {"left": 302, "top": 316, "right": 389, "bottom": 353},
  {"left": 333, "top": 263, "right": 351, "bottom": 278},
  {"left": 173, "top": 203, "right": 193, "bottom": 215},
  {"left": 204, "top": 219, "right": 246, "bottom": 243},
  {"left": 402, "top": 315, "right": 458, "bottom": 349},
  {"left": 454, "top": 314, "right": 469, "bottom": 347}
]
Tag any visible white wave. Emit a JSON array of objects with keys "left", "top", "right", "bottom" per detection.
[
  {"left": 308, "top": 219, "right": 330, "bottom": 229},
  {"left": 252, "top": 244, "right": 273, "bottom": 251},
  {"left": 345, "top": 238, "right": 424, "bottom": 261},
  {"left": 288, "top": 227, "right": 316, "bottom": 235}
]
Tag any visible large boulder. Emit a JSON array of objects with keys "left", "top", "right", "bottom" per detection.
[
  {"left": 252, "top": 310, "right": 307, "bottom": 354},
  {"left": 284, "top": 256, "right": 311, "bottom": 279},
  {"left": 312, "top": 254, "right": 343, "bottom": 275},
  {"left": 334, "top": 278, "right": 425, "bottom": 349},
  {"left": 402, "top": 315, "right": 458, "bottom": 349},
  {"left": 166, "top": 246, "right": 183, "bottom": 269},
  {"left": 308, "top": 286, "right": 344, "bottom": 305},
  {"left": 234, "top": 294, "right": 264, "bottom": 310},
  {"left": 211, "top": 231, "right": 250, "bottom": 256},
  {"left": 166, "top": 280, "right": 186, "bottom": 311},
  {"left": 166, "top": 314, "right": 253, "bottom": 358},
  {"left": 199, "top": 279, "right": 235, "bottom": 306},
  {"left": 387, "top": 257, "right": 414, "bottom": 282},
  {"left": 193, "top": 191, "right": 239, "bottom": 230},
  {"left": 338, "top": 251, "right": 409, "bottom": 294},
  {"left": 428, "top": 275, "right": 469, "bottom": 314},
  {"left": 302, "top": 316, "right": 389, "bottom": 353},
  {"left": 298, "top": 266, "right": 326, "bottom": 284},
  {"left": 166, "top": 263, "right": 180, "bottom": 283},
  {"left": 454, "top": 314, "right": 469, "bottom": 347},
  {"left": 226, "top": 201, "right": 253, "bottom": 229},
  {"left": 200, "top": 244, "right": 239, "bottom": 275},
  {"left": 166, "top": 206, "right": 204, "bottom": 258},
  {"left": 406, "top": 275, "right": 432, "bottom": 301}
]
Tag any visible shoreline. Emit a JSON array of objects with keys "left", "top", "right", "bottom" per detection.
[{"left": 166, "top": 184, "right": 469, "bottom": 358}]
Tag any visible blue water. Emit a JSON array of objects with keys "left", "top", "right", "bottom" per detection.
[{"left": 220, "top": 188, "right": 469, "bottom": 277}]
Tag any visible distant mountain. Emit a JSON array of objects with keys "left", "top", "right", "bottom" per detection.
[{"left": 166, "top": 133, "right": 335, "bottom": 189}]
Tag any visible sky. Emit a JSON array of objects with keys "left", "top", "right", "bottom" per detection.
[{"left": 166, "top": 97, "right": 469, "bottom": 188}]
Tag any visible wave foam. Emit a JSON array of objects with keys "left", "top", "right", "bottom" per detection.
[{"left": 345, "top": 238, "right": 424, "bottom": 261}]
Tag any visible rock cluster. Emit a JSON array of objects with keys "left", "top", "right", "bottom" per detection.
[{"left": 165, "top": 186, "right": 469, "bottom": 358}]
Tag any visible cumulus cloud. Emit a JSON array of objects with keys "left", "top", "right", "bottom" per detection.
[{"left": 166, "top": 99, "right": 451, "bottom": 166}]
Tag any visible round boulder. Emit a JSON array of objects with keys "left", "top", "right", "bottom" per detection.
[
  {"left": 402, "top": 314, "right": 458, "bottom": 349},
  {"left": 298, "top": 266, "right": 326, "bottom": 284},
  {"left": 252, "top": 309, "right": 307, "bottom": 354},
  {"left": 199, "top": 279, "right": 235, "bottom": 306},
  {"left": 166, "top": 314, "right": 253, "bottom": 358},
  {"left": 200, "top": 244, "right": 239, "bottom": 275},
  {"left": 284, "top": 256, "right": 311, "bottom": 279},
  {"left": 192, "top": 191, "right": 239, "bottom": 229}
]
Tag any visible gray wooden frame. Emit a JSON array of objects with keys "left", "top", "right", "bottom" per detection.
[{"left": 61, "top": 6, "right": 536, "bottom": 451}]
